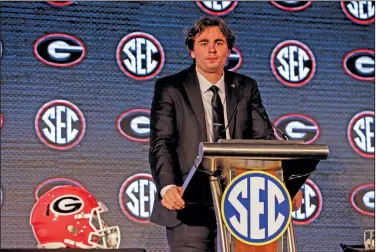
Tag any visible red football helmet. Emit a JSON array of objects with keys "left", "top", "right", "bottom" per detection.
[{"left": 30, "top": 185, "right": 120, "bottom": 249}]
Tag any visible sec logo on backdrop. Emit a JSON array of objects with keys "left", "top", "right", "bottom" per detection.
[
  {"left": 292, "top": 179, "right": 323, "bottom": 225},
  {"left": 117, "top": 32, "right": 164, "bottom": 81},
  {"left": 34, "top": 33, "right": 86, "bottom": 67},
  {"left": 271, "top": 40, "right": 316, "bottom": 87},
  {"left": 343, "top": 49, "right": 374, "bottom": 81},
  {"left": 195, "top": 1, "right": 238, "bottom": 16},
  {"left": 274, "top": 114, "right": 320, "bottom": 144},
  {"left": 119, "top": 173, "right": 156, "bottom": 223},
  {"left": 350, "top": 184, "right": 375, "bottom": 216},
  {"left": 341, "top": 1, "right": 375, "bottom": 25},
  {"left": 347, "top": 111, "right": 374, "bottom": 158},
  {"left": 117, "top": 109, "right": 150, "bottom": 143},
  {"left": 222, "top": 171, "right": 291, "bottom": 245},
  {"left": 35, "top": 100, "right": 85, "bottom": 150},
  {"left": 270, "top": 1, "right": 312, "bottom": 11}
]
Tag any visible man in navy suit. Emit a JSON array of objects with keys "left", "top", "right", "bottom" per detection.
[{"left": 149, "top": 16, "right": 301, "bottom": 252}]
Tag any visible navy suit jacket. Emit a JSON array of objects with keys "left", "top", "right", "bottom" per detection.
[{"left": 149, "top": 64, "right": 274, "bottom": 227}]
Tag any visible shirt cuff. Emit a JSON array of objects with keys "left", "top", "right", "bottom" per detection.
[{"left": 160, "top": 184, "right": 176, "bottom": 197}]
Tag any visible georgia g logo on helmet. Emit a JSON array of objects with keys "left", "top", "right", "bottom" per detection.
[{"left": 50, "top": 195, "right": 84, "bottom": 216}]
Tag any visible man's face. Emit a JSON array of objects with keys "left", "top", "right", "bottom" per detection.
[{"left": 190, "top": 26, "right": 230, "bottom": 75}]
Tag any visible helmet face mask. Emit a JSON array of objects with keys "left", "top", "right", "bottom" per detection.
[
  {"left": 87, "top": 204, "right": 120, "bottom": 249},
  {"left": 30, "top": 185, "right": 120, "bottom": 249}
]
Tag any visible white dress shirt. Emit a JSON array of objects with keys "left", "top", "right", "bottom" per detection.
[
  {"left": 160, "top": 68, "right": 230, "bottom": 197},
  {"left": 196, "top": 69, "right": 230, "bottom": 142}
]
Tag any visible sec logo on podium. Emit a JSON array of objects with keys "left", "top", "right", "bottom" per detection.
[{"left": 221, "top": 171, "right": 292, "bottom": 246}]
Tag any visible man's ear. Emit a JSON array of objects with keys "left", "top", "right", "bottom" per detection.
[{"left": 189, "top": 50, "right": 195, "bottom": 59}]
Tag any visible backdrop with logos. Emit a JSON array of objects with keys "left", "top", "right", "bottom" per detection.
[{"left": 0, "top": 1, "right": 374, "bottom": 251}]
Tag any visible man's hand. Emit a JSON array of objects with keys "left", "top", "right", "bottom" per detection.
[
  {"left": 292, "top": 190, "right": 303, "bottom": 211},
  {"left": 161, "top": 186, "right": 185, "bottom": 211}
]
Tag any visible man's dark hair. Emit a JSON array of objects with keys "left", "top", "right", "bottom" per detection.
[{"left": 185, "top": 16, "right": 235, "bottom": 51}]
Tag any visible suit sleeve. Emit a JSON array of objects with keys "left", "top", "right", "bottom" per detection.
[
  {"left": 249, "top": 79, "right": 275, "bottom": 140},
  {"left": 149, "top": 79, "right": 181, "bottom": 193}
]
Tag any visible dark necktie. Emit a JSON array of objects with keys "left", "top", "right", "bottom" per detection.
[{"left": 209, "top": 85, "right": 226, "bottom": 142}]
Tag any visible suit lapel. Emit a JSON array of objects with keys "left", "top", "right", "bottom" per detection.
[
  {"left": 183, "top": 65, "right": 207, "bottom": 141},
  {"left": 224, "top": 71, "right": 237, "bottom": 139}
]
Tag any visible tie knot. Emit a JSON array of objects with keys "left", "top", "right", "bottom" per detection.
[{"left": 209, "top": 85, "right": 220, "bottom": 94}]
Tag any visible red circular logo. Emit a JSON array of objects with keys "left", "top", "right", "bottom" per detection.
[
  {"left": 271, "top": 40, "right": 316, "bottom": 87},
  {"left": 195, "top": 1, "right": 238, "bottom": 16},
  {"left": 347, "top": 111, "right": 374, "bottom": 158},
  {"left": 117, "top": 32, "right": 164, "bottom": 81},
  {"left": 35, "top": 100, "right": 86, "bottom": 150},
  {"left": 119, "top": 173, "right": 156, "bottom": 223}
]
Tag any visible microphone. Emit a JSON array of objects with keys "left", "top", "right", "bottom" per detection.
[
  {"left": 215, "top": 83, "right": 242, "bottom": 142},
  {"left": 250, "top": 103, "right": 290, "bottom": 140},
  {"left": 217, "top": 82, "right": 290, "bottom": 141}
]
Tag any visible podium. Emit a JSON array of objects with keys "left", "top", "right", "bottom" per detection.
[{"left": 182, "top": 140, "right": 329, "bottom": 252}]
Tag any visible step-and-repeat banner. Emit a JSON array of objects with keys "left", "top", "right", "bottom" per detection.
[{"left": 0, "top": 1, "right": 374, "bottom": 251}]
